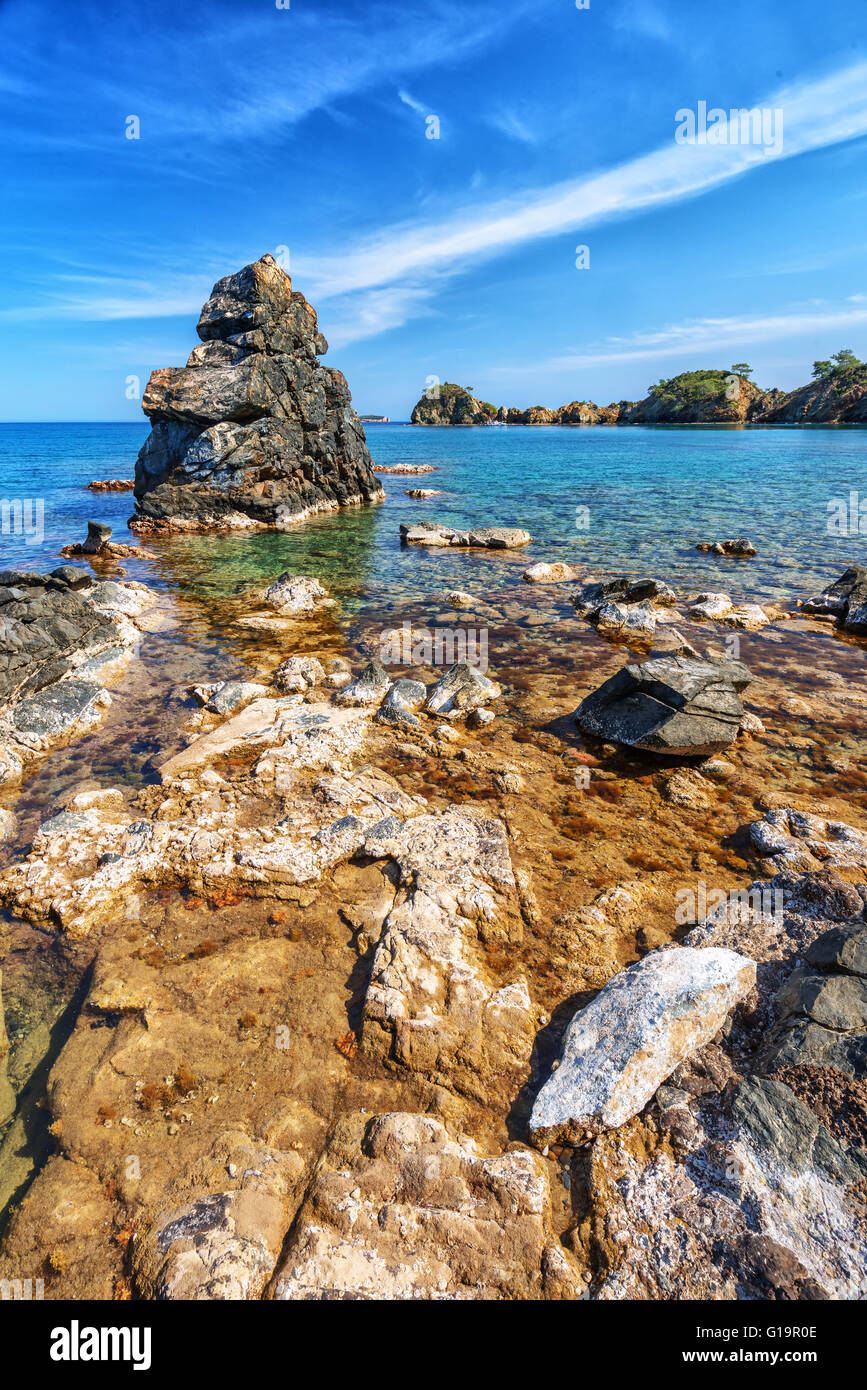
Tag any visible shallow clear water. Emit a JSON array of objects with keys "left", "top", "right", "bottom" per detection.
[{"left": 1, "top": 421, "right": 865, "bottom": 609}]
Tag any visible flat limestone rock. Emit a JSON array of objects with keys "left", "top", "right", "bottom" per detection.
[
  {"left": 400, "top": 521, "right": 532, "bottom": 549},
  {"left": 361, "top": 808, "right": 534, "bottom": 1102},
  {"left": 270, "top": 1112, "right": 581, "bottom": 1300},
  {"left": 575, "top": 653, "right": 752, "bottom": 756},
  {"left": 529, "top": 946, "right": 755, "bottom": 1144}
]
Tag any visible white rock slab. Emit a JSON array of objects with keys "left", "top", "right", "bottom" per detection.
[{"left": 529, "top": 945, "right": 755, "bottom": 1143}]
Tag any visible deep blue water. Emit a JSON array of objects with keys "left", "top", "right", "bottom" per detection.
[{"left": 0, "top": 421, "right": 865, "bottom": 607}]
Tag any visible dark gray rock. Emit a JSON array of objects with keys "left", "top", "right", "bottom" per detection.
[
  {"left": 572, "top": 576, "right": 676, "bottom": 616},
  {"left": 82, "top": 521, "right": 112, "bottom": 554},
  {"left": 0, "top": 580, "right": 117, "bottom": 710},
  {"left": 759, "top": 1019, "right": 867, "bottom": 1079},
  {"left": 12, "top": 679, "right": 105, "bottom": 739},
  {"left": 575, "top": 654, "right": 752, "bottom": 756},
  {"left": 773, "top": 967, "right": 867, "bottom": 1032},
  {"left": 730, "top": 1076, "right": 867, "bottom": 1184},
  {"left": 49, "top": 566, "right": 92, "bottom": 589},
  {"left": 806, "top": 921, "right": 867, "bottom": 976},
  {"left": 131, "top": 255, "right": 383, "bottom": 535},
  {"left": 802, "top": 566, "right": 867, "bottom": 634}
]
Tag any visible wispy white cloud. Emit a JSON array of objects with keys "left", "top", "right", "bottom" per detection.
[
  {"left": 6, "top": 57, "right": 867, "bottom": 350},
  {"left": 492, "top": 300, "right": 867, "bottom": 376},
  {"left": 0, "top": 0, "right": 517, "bottom": 149},
  {"left": 485, "top": 108, "right": 537, "bottom": 145},
  {"left": 298, "top": 59, "right": 867, "bottom": 310},
  {"left": 398, "top": 89, "right": 430, "bottom": 118}
]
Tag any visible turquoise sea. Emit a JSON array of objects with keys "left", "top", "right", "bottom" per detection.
[{"left": 0, "top": 421, "right": 866, "bottom": 610}]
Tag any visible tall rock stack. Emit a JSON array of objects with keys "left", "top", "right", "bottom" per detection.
[{"left": 131, "top": 255, "right": 384, "bottom": 534}]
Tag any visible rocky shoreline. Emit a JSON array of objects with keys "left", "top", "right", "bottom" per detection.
[
  {"left": 410, "top": 363, "right": 867, "bottom": 427},
  {"left": 0, "top": 525, "right": 865, "bottom": 1301},
  {"left": 0, "top": 260, "right": 864, "bottom": 1302}
]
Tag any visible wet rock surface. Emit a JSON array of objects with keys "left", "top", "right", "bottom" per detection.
[
  {"left": 0, "top": 568, "right": 156, "bottom": 786},
  {"left": 1, "top": 551, "right": 866, "bottom": 1303},
  {"left": 803, "top": 566, "right": 867, "bottom": 635}
]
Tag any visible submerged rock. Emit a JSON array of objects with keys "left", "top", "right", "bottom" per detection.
[
  {"left": 575, "top": 653, "right": 752, "bottom": 756},
  {"left": 749, "top": 808, "right": 867, "bottom": 874},
  {"left": 262, "top": 572, "right": 328, "bottom": 615},
  {"left": 696, "top": 538, "right": 757, "bottom": 556},
  {"left": 529, "top": 946, "right": 755, "bottom": 1144},
  {"left": 131, "top": 254, "right": 383, "bottom": 535},
  {"left": 523, "top": 561, "right": 580, "bottom": 583}
]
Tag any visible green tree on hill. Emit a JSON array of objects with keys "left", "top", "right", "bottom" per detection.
[{"left": 812, "top": 349, "right": 866, "bottom": 386}]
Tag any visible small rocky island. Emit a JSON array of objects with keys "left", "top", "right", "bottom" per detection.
[
  {"left": 411, "top": 354, "right": 867, "bottom": 426},
  {"left": 131, "top": 255, "right": 384, "bottom": 535}
]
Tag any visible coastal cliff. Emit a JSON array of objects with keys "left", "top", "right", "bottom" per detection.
[
  {"left": 131, "top": 255, "right": 384, "bottom": 535},
  {"left": 410, "top": 357, "right": 867, "bottom": 425},
  {"left": 410, "top": 382, "right": 497, "bottom": 425}
]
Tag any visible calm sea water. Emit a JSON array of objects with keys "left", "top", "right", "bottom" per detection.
[{"left": 0, "top": 421, "right": 865, "bottom": 608}]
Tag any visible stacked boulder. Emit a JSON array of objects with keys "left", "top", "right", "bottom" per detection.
[{"left": 131, "top": 255, "right": 384, "bottom": 535}]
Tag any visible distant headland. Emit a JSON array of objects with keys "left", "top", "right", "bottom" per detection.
[{"left": 410, "top": 353, "right": 867, "bottom": 426}]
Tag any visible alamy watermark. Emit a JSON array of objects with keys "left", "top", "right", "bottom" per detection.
[
  {"left": 827, "top": 490, "right": 867, "bottom": 535},
  {"left": 675, "top": 102, "right": 783, "bottom": 156},
  {"left": 1, "top": 1277, "right": 44, "bottom": 1300},
  {"left": 379, "top": 620, "right": 489, "bottom": 674},
  {"left": 1, "top": 497, "right": 44, "bottom": 546}
]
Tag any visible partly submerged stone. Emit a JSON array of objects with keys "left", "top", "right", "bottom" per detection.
[
  {"left": 750, "top": 808, "right": 867, "bottom": 874},
  {"left": 375, "top": 678, "right": 427, "bottom": 729},
  {"left": 687, "top": 591, "right": 732, "bottom": 621},
  {"left": 262, "top": 573, "right": 328, "bottom": 615},
  {"left": 529, "top": 946, "right": 755, "bottom": 1144},
  {"left": 400, "top": 521, "right": 532, "bottom": 549},
  {"left": 336, "top": 660, "right": 392, "bottom": 707},
  {"left": 204, "top": 681, "right": 269, "bottom": 715},
  {"left": 523, "top": 561, "right": 580, "bottom": 583},
  {"left": 575, "top": 654, "right": 751, "bottom": 757},
  {"left": 425, "top": 662, "right": 501, "bottom": 716},
  {"left": 802, "top": 566, "right": 867, "bottom": 634},
  {"left": 696, "top": 538, "right": 757, "bottom": 556}
]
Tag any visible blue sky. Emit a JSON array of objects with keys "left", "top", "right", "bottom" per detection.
[{"left": 1, "top": 0, "right": 866, "bottom": 420}]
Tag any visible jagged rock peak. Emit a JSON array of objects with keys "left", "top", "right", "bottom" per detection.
[{"left": 131, "top": 255, "right": 383, "bottom": 536}]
